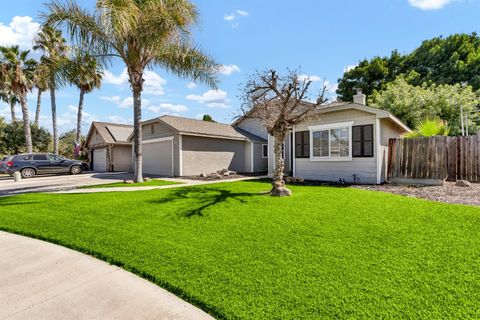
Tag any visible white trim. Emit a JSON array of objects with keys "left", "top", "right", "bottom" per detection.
[
  {"left": 171, "top": 138, "right": 174, "bottom": 177},
  {"left": 309, "top": 122, "right": 353, "bottom": 161},
  {"left": 376, "top": 119, "right": 382, "bottom": 184},
  {"left": 262, "top": 144, "right": 268, "bottom": 158},
  {"left": 250, "top": 142, "right": 254, "bottom": 172},
  {"left": 292, "top": 126, "right": 296, "bottom": 177},
  {"left": 178, "top": 135, "right": 183, "bottom": 177},
  {"left": 142, "top": 136, "right": 174, "bottom": 144}
]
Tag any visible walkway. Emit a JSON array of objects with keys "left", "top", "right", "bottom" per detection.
[{"left": 0, "top": 231, "right": 214, "bottom": 320}]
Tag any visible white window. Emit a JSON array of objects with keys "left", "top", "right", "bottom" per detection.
[
  {"left": 309, "top": 122, "right": 353, "bottom": 161},
  {"left": 262, "top": 144, "right": 268, "bottom": 158}
]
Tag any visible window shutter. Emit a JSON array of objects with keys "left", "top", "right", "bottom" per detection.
[
  {"left": 295, "top": 131, "right": 310, "bottom": 158},
  {"left": 352, "top": 126, "right": 362, "bottom": 157},
  {"left": 352, "top": 125, "right": 374, "bottom": 157}
]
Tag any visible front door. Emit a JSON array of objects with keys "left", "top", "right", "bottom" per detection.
[
  {"left": 47, "top": 154, "right": 66, "bottom": 173},
  {"left": 32, "top": 154, "right": 51, "bottom": 173}
]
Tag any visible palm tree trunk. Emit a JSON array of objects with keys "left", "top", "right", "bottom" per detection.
[
  {"left": 19, "top": 94, "right": 33, "bottom": 153},
  {"left": 10, "top": 100, "right": 16, "bottom": 122},
  {"left": 34, "top": 88, "right": 42, "bottom": 126},
  {"left": 133, "top": 84, "right": 143, "bottom": 183},
  {"left": 50, "top": 86, "right": 58, "bottom": 155},
  {"left": 76, "top": 88, "right": 85, "bottom": 143}
]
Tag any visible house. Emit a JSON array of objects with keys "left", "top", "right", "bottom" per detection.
[
  {"left": 85, "top": 122, "right": 133, "bottom": 172},
  {"left": 133, "top": 115, "right": 268, "bottom": 177},
  {"left": 265, "top": 91, "right": 411, "bottom": 184}
]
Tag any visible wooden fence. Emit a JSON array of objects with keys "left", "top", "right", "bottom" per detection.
[{"left": 387, "top": 135, "right": 480, "bottom": 183}]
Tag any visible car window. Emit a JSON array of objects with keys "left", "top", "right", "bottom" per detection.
[
  {"left": 33, "top": 155, "right": 48, "bottom": 161},
  {"left": 20, "top": 155, "right": 32, "bottom": 161},
  {"left": 47, "top": 155, "right": 63, "bottom": 161}
]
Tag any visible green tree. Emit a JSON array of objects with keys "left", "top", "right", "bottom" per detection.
[
  {"left": 66, "top": 50, "right": 102, "bottom": 142},
  {"left": 403, "top": 118, "right": 450, "bottom": 138},
  {"left": 34, "top": 25, "right": 69, "bottom": 155},
  {"left": 46, "top": 0, "right": 218, "bottom": 182},
  {"left": 0, "top": 122, "right": 51, "bottom": 155},
  {"left": 0, "top": 46, "right": 37, "bottom": 153},
  {"left": 202, "top": 114, "right": 215, "bottom": 122},
  {"left": 337, "top": 33, "right": 480, "bottom": 101},
  {"left": 369, "top": 76, "right": 480, "bottom": 135},
  {"left": 56, "top": 129, "right": 83, "bottom": 158}
]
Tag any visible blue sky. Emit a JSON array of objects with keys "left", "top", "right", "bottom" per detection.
[{"left": 0, "top": 0, "right": 479, "bottom": 133}]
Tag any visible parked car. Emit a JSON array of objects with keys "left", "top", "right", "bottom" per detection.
[
  {"left": 0, "top": 156, "right": 11, "bottom": 174},
  {"left": 4, "top": 153, "right": 87, "bottom": 178}
]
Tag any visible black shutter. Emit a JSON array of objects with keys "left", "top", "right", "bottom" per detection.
[
  {"left": 295, "top": 131, "right": 310, "bottom": 158},
  {"left": 352, "top": 125, "right": 374, "bottom": 157}
]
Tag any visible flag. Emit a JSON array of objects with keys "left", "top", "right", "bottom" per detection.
[{"left": 73, "top": 141, "right": 81, "bottom": 158}]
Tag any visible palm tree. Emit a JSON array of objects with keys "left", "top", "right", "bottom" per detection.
[
  {"left": 33, "top": 61, "right": 50, "bottom": 126},
  {"left": 0, "top": 89, "right": 19, "bottom": 122},
  {"left": 34, "top": 25, "right": 69, "bottom": 155},
  {"left": 0, "top": 46, "right": 37, "bottom": 153},
  {"left": 67, "top": 50, "right": 102, "bottom": 142},
  {"left": 46, "top": 0, "right": 218, "bottom": 182}
]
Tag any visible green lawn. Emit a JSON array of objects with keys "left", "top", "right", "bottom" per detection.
[
  {"left": 79, "top": 179, "right": 180, "bottom": 189},
  {"left": 0, "top": 180, "right": 479, "bottom": 319}
]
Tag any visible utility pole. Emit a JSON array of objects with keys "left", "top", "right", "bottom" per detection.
[{"left": 460, "top": 105, "right": 465, "bottom": 136}]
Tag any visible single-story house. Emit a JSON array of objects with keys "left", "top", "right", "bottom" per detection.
[
  {"left": 264, "top": 91, "right": 411, "bottom": 184},
  {"left": 131, "top": 115, "right": 268, "bottom": 177},
  {"left": 85, "top": 122, "right": 133, "bottom": 172}
]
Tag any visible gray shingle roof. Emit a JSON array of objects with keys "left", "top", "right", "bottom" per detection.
[
  {"left": 157, "top": 115, "right": 247, "bottom": 140},
  {"left": 91, "top": 122, "right": 133, "bottom": 144}
]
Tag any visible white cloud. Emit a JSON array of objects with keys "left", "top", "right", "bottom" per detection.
[
  {"left": 102, "top": 69, "right": 166, "bottom": 95},
  {"left": 186, "top": 89, "right": 230, "bottom": 108},
  {"left": 408, "top": 0, "right": 453, "bottom": 10},
  {"left": 344, "top": 64, "right": 357, "bottom": 72},
  {"left": 224, "top": 9, "right": 248, "bottom": 28},
  {"left": 148, "top": 103, "right": 188, "bottom": 114},
  {"left": 0, "top": 16, "right": 40, "bottom": 50},
  {"left": 224, "top": 14, "right": 235, "bottom": 21},
  {"left": 107, "top": 115, "right": 131, "bottom": 124},
  {"left": 298, "top": 74, "right": 322, "bottom": 82},
  {"left": 186, "top": 82, "right": 197, "bottom": 89},
  {"left": 103, "top": 69, "right": 129, "bottom": 85},
  {"left": 218, "top": 64, "right": 240, "bottom": 75},
  {"left": 236, "top": 10, "right": 249, "bottom": 16},
  {"left": 100, "top": 96, "right": 121, "bottom": 103}
]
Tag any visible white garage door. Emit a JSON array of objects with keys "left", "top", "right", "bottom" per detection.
[
  {"left": 93, "top": 148, "right": 107, "bottom": 172},
  {"left": 142, "top": 139, "right": 173, "bottom": 176}
]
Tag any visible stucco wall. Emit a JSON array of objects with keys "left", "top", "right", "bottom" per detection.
[
  {"left": 112, "top": 145, "right": 133, "bottom": 172},
  {"left": 293, "top": 109, "right": 378, "bottom": 184},
  {"left": 181, "top": 135, "right": 247, "bottom": 176}
]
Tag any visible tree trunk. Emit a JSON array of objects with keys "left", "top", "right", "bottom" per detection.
[
  {"left": 50, "top": 86, "right": 58, "bottom": 155},
  {"left": 19, "top": 94, "right": 33, "bottom": 153},
  {"left": 131, "top": 70, "right": 144, "bottom": 183},
  {"left": 34, "top": 87, "right": 42, "bottom": 126},
  {"left": 271, "top": 130, "right": 291, "bottom": 196},
  {"left": 76, "top": 88, "right": 85, "bottom": 143},
  {"left": 10, "top": 100, "right": 16, "bottom": 122}
]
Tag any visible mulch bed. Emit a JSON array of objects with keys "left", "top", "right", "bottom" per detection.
[{"left": 352, "top": 182, "right": 480, "bottom": 207}]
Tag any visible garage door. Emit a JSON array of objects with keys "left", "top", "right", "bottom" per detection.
[
  {"left": 142, "top": 140, "right": 173, "bottom": 176},
  {"left": 93, "top": 148, "right": 107, "bottom": 172}
]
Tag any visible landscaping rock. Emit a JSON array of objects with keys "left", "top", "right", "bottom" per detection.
[
  {"left": 213, "top": 173, "right": 222, "bottom": 179},
  {"left": 223, "top": 172, "right": 230, "bottom": 176},
  {"left": 285, "top": 176, "right": 293, "bottom": 183},
  {"left": 199, "top": 173, "right": 207, "bottom": 178},
  {"left": 124, "top": 180, "right": 134, "bottom": 184},
  {"left": 295, "top": 176, "right": 304, "bottom": 183},
  {"left": 271, "top": 187, "right": 292, "bottom": 197},
  {"left": 144, "top": 177, "right": 152, "bottom": 182},
  {"left": 228, "top": 171, "right": 236, "bottom": 175},
  {"left": 218, "top": 168, "right": 229, "bottom": 174},
  {"left": 455, "top": 180, "right": 471, "bottom": 187}
]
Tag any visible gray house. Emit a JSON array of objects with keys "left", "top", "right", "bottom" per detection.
[
  {"left": 85, "top": 122, "right": 133, "bottom": 172},
  {"left": 133, "top": 115, "right": 268, "bottom": 177}
]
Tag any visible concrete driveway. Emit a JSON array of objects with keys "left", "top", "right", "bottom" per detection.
[
  {"left": 0, "top": 172, "right": 133, "bottom": 196},
  {"left": 0, "top": 231, "right": 213, "bottom": 320}
]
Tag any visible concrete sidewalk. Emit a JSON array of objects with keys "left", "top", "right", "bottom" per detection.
[{"left": 0, "top": 231, "right": 214, "bottom": 320}]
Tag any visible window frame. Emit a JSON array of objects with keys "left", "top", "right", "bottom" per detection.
[
  {"left": 262, "top": 144, "right": 268, "bottom": 158},
  {"left": 352, "top": 124, "right": 374, "bottom": 158},
  {"left": 308, "top": 121, "right": 354, "bottom": 161}
]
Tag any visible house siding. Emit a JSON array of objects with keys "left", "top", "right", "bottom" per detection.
[
  {"left": 182, "top": 135, "right": 247, "bottom": 175},
  {"left": 235, "top": 118, "right": 267, "bottom": 139},
  {"left": 253, "top": 142, "right": 268, "bottom": 172},
  {"left": 294, "top": 109, "right": 378, "bottom": 184}
]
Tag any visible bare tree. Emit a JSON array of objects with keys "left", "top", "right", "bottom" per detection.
[{"left": 241, "top": 69, "right": 327, "bottom": 196}]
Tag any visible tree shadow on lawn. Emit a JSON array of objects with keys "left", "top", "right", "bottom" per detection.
[{"left": 149, "top": 187, "right": 265, "bottom": 218}]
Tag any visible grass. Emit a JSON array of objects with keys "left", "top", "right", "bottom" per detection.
[
  {"left": 79, "top": 179, "right": 180, "bottom": 189},
  {"left": 0, "top": 180, "right": 479, "bottom": 319}
]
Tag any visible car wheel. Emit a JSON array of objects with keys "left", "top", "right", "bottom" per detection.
[
  {"left": 70, "top": 165, "right": 82, "bottom": 175},
  {"left": 20, "top": 168, "right": 35, "bottom": 178}
]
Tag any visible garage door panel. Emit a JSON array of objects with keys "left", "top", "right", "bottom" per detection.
[
  {"left": 142, "top": 140, "right": 173, "bottom": 176},
  {"left": 93, "top": 149, "right": 107, "bottom": 172}
]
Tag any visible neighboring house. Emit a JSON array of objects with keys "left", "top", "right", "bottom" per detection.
[
  {"left": 131, "top": 115, "right": 267, "bottom": 177},
  {"left": 266, "top": 91, "right": 411, "bottom": 184},
  {"left": 85, "top": 122, "right": 133, "bottom": 172}
]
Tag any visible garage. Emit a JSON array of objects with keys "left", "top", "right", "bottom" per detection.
[
  {"left": 93, "top": 148, "right": 107, "bottom": 172},
  {"left": 142, "top": 139, "right": 173, "bottom": 176}
]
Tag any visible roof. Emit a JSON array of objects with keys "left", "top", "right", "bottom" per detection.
[
  {"left": 142, "top": 115, "right": 248, "bottom": 141},
  {"left": 234, "top": 127, "right": 267, "bottom": 143},
  {"left": 86, "top": 122, "right": 133, "bottom": 145}
]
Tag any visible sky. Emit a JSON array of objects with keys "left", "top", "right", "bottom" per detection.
[{"left": 0, "top": 0, "right": 479, "bottom": 134}]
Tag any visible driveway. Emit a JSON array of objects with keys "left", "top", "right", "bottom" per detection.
[
  {"left": 0, "top": 172, "right": 133, "bottom": 196},
  {"left": 0, "top": 231, "right": 213, "bottom": 320}
]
